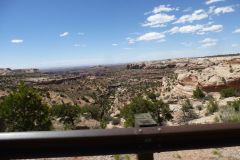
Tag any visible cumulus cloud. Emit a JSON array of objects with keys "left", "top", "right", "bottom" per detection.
[
  {"left": 137, "top": 32, "right": 165, "bottom": 41},
  {"left": 234, "top": 28, "right": 240, "bottom": 33},
  {"left": 201, "top": 24, "right": 223, "bottom": 32},
  {"left": 174, "top": 9, "right": 208, "bottom": 24},
  {"left": 11, "top": 39, "right": 23, "bottom": 43},
  {"left": 112, "top": 43, "right": 119, "bottom": 46},
  {"left": 168, "top": 24, "right": 223, "bottom": 35},
  {"left": 59, "top": 32, "right": 69, "bottom": 37},
  {"left": 200, "top": 38, "right": 218, "bottom": 47},
  {"left": 143, "top": 4, "right": 177, "bottom": 27},
  {"left": 143, "top": 13, "right": 176, "bottom": 27},
  {"left": 206, "top": 0, "right": 224, "bottom": 5},
  {"left": 152, "top": 5, "right": 176, "bottom": 14},
  {"left": 210, "top": 6, "right": 235, "bottom": 15},
  {"left": 128, "top": 32, "right": 165, "bottom": 43}
]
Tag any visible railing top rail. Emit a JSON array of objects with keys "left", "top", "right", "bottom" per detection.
[{"left": 0, "top": 123, "right": 240, "bottom": 159}]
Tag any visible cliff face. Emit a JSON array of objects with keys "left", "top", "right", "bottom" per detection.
[
  {"left": 158, "top": 56, "right": 240, "bottom": 98},
  {"left": 0, "top": 68, "right": 39, "bottom": 76}
]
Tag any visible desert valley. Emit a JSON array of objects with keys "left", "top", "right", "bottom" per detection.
[{"left": 1, "top": 54, "right": 240, "bottom": 159}]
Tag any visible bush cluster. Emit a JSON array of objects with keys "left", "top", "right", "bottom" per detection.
[
  {"left": 220, "top": 88, "right": 239, "bottom": 98},
  {"left": 0, "top": 82, "right": 111, "bottom": 132},
  {"left": 178, "top": 99, "right": 198, "bottom": 124},
  {"left": 0, "top": 84, "right": 174, "bottom": 131},
  {"left": 206, "top": 98, "right": 218, "bottom": 115},
  {"left": 219, "top": 100, "right": 240, "bottom": 123},
  {"left": 0, "top": 82, "right": 51, "bottom": 132},
  {"left": 121, "top": 93, "right": 173, "bottom": 127},
  {"left": 193, "top": 86, "right": 205, "bottom": 99}
]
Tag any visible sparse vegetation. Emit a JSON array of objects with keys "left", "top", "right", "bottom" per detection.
[
  {"left": 178, "top": 99, "right": 198, "bottom": 123},
  {"left": 219, "top": 100, "right": 240, "bottom": 123},
  {"left": 113, "top": 154, "right": 130, "bottom": 160},
  {"left": 0, "top": 82, "right": 51, "bottom": 132},
  {"left": 220, "top": 88, "right": 239, "bottom": 98},
  {"left": 121, "top": 95, "right": 172, "bottom": 127},
  {"left": 212, "top": 148, "right": 223, "bottom": 158},
  {"left": 50, "top": 103, "right": 81, "bottom": 129},
  {"left": 206, "top": 98, "right": 218, "bottom": 115},
  {"left": 193, "top": 86, "right": 205, "bottom": 99}
]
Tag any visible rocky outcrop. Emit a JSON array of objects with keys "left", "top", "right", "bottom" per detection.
[
  {"left": 162, "top": 56, "right": 240, "bottom": 98},
  {"left": 126, "top": 63, "right": 146, "bottom": 69},
  {"left": 0, "top": 68, "right": 39, "bottom": 76},
  {"left": 0, "top": 68, "right": 12, "bottom": 76},
  {"left": 126, "top": 62, "right": 176, "bottom": 70}
]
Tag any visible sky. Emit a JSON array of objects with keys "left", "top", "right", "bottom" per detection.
[{"left": 0, "top": 0, "right": 240, "bottom": 69}]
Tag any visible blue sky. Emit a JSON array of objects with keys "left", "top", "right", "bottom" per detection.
[{"left": 0, "top": 0, "right": 240, "bottom": 69}]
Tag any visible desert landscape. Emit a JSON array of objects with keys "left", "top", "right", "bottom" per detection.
[{"left": 1, "top": 53, "right": 240, "bottom": 159}]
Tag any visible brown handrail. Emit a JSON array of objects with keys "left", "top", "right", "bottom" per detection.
[{"left": 0, "top": 123, "right": 240, "bottom": 159}]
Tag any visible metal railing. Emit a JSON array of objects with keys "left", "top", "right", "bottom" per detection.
[{"left": 0, "top": 123, "right": 240, "bottom": 159}]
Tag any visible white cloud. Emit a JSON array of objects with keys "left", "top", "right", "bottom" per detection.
[
  {"left": 174, "top": 9, "right": 208, "bottom": 24},
  {"left": 11, "top": 39, "right": 23, "bottom": 43},
  {"left": 200, "top": 38, "right": 218, "bottom": 47},
  {"left": 143, "top": 4, "right": 176, "bottom": 27},
  {"left": 143, "top": 13, "right": 176, "bottom": 28},
  {"left": 59, "top": 32, "right": 69, "bottom": 37},
  {"left": 211, "top": 6, "right": 235, "bottom": 15},
  {"left": 206, "top": 0, "right": 224, "bottom": 5},
  {"left": 152, "top": 5, "right": 176, "bottom": 14},
  {"left": 168, "top": 24, "right": 223, "bottom": 35},
  {"left": 112, "top": 43, "right": 119, "bottom": 46},
  {"left": 136, "top": 32, "right": 165, "bottom": 41},
  {"left": 128, "top": 32, "right": 165, "bottom": 43},
  {"left": 233, "top": 28, "right": 240, "bottom": 33},
  {"left": 168, "top": 25, "right": 203, "bottom": 34},
  {"left": 201, "top": 24, "right": 223, "bottom": 32}
]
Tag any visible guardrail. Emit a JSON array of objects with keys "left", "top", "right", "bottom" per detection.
[{"left": 0, "top": 123, "right": 240, "bottom": 159}]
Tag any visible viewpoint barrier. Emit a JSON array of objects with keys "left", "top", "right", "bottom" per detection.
[{"left": 0, "top": 123, "right": 240, "bottom": 159}]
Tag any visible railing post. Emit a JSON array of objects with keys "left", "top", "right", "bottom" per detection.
[
  {"left": 135, "top": 113, "right": 157, "bottom": 160},
  {"left": 137, "top": 153, "right": 154, "bottom": 160}
]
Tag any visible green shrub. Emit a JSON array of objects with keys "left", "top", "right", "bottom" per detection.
[
  {"left": 51, "top": 103, "right": 81, "bottom": 128},
  {"left": 193, "top": 86, "right": 205, "bottom": 99},
  {"left": 121, "top": 96, "right": 172, "bottom": 127},
  {"left": 207, "top": 98, "right": 218, "bottom": 115},
  {"left": 146, "top": 92, "right": 157, "bottom": 101},
  {"left": 81, "top": 103, "right": 111, "bottom": 129},
  {"left": 212, "top": 148, "right": 222, "bottom": 157},
  {"left": 179, "top": 99, "right": 198, "bottom": 123},
  {"left": 113, "top": 155, "right": 130, "bottom": 160},
  {"left": 219, "top": 99, "right": 240, "bottom": 123},
  {"left": 0, "top": 82, "right": 52, "bottom": 132},
  {"left": 220, "top": 88, "right": 239, "bottom": 98},
  {"left": 100, "top": 119, "right": 108, "bottom": 129}
]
